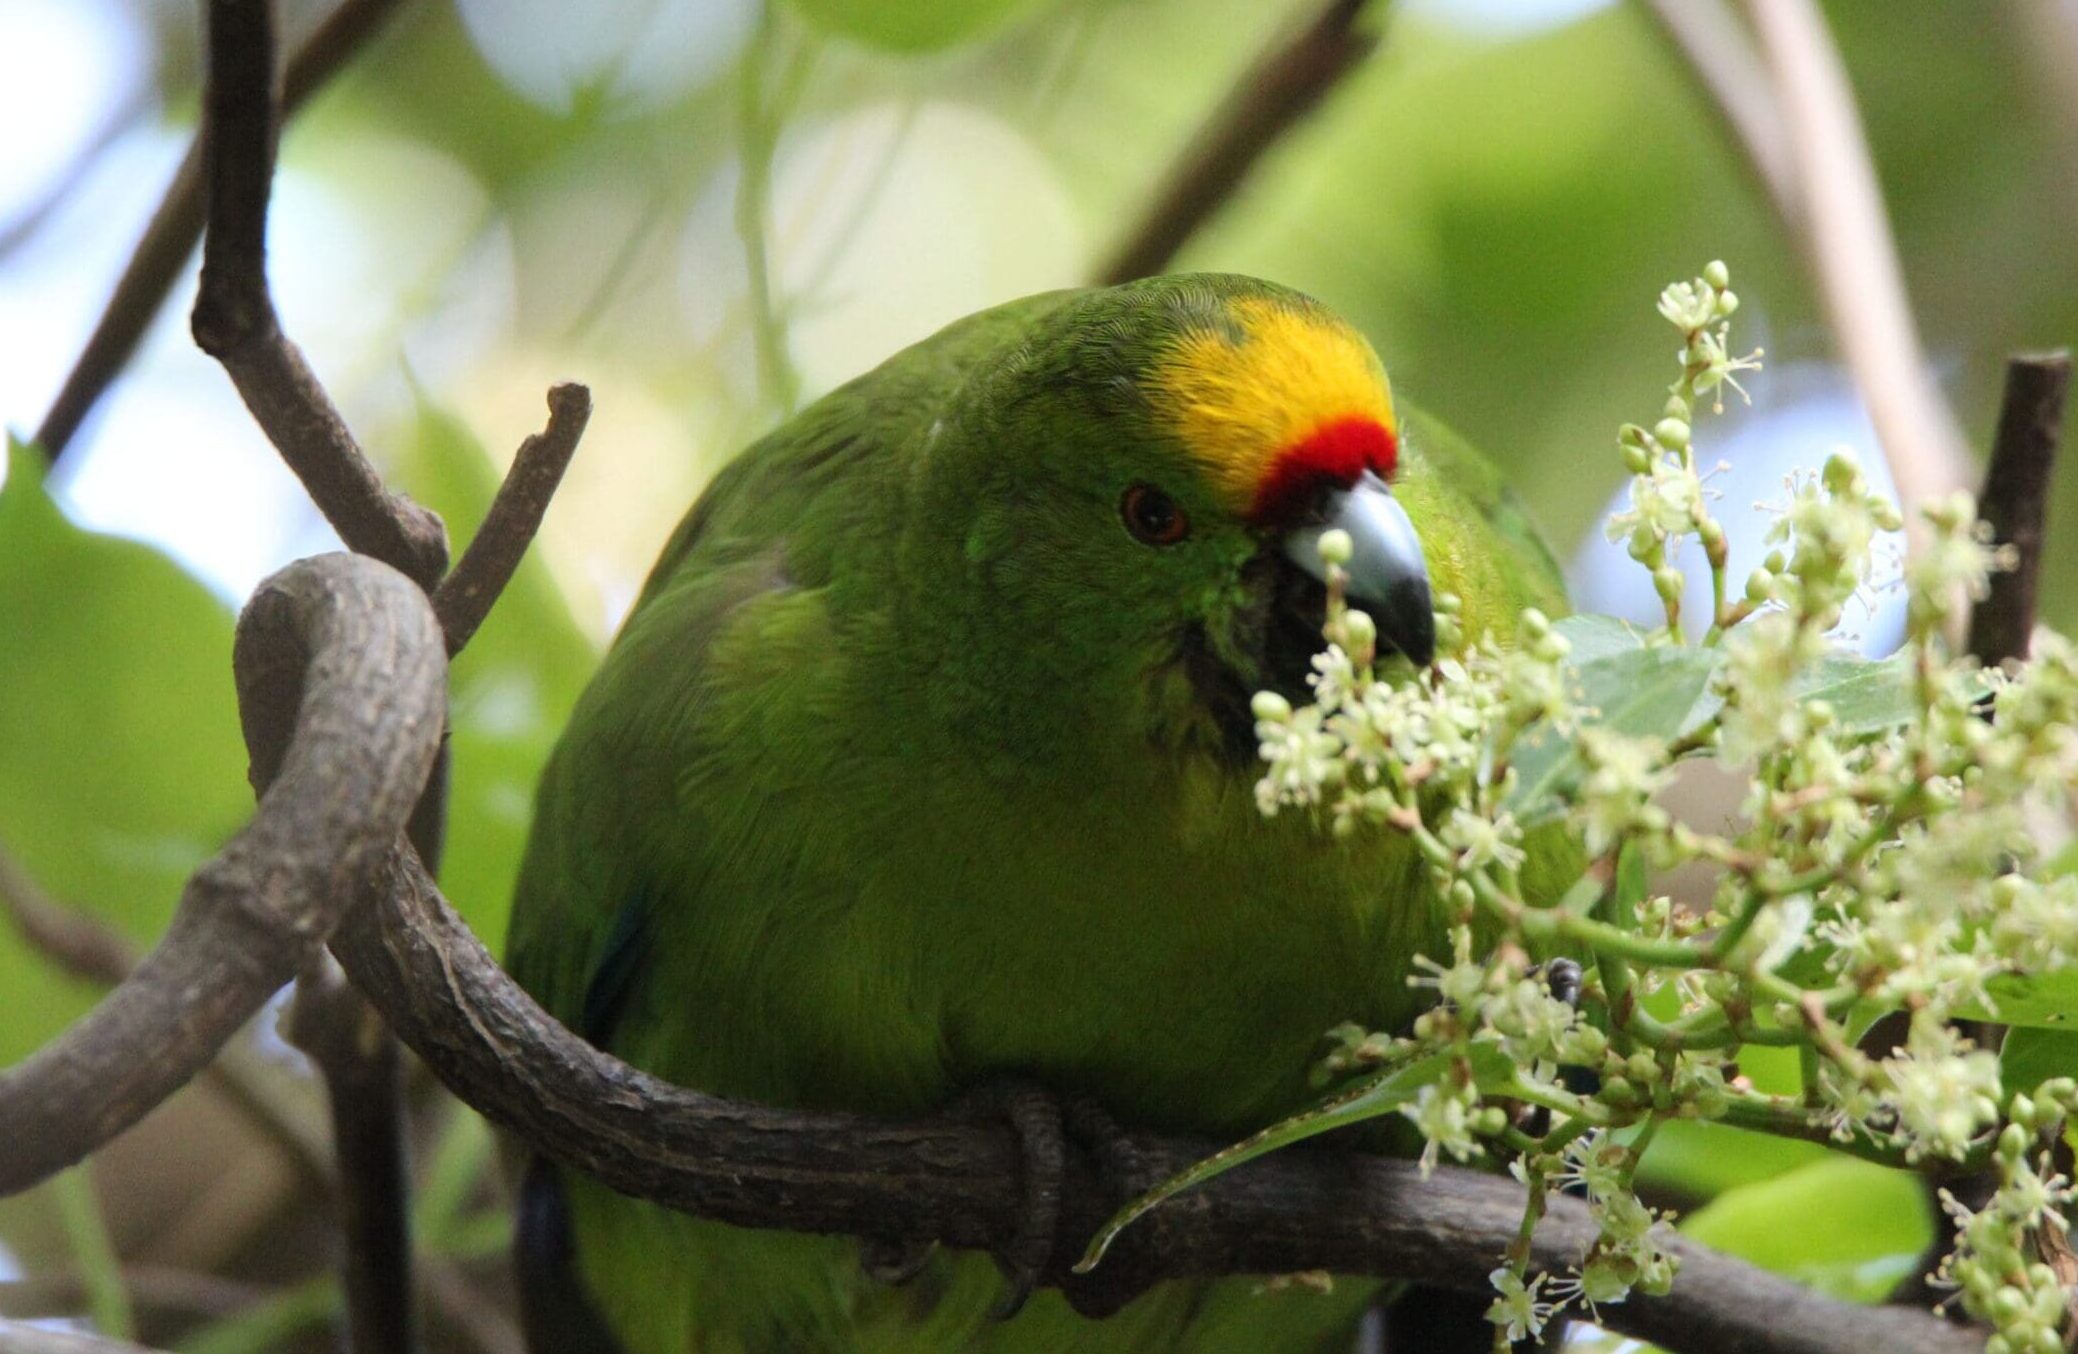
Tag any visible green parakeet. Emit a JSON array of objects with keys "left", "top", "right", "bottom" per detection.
[{"left": 504, "top": 273, "right": 1569, "bottom": 1353}]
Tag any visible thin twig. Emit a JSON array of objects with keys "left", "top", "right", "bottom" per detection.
[
  {"left": 32, "top": 0, "right": 410, "bottom": 463},
  {"left": 0, "top": 1266, "right": 269, "bottom": 1321},
  {"left": 0, "top": 555, "right": 445, "bottom": 1195},
  {"left": 431, "top": 383, "right": 592, "bottom": 655},
  {"left": 0, "top": 1319, "right": 161, "bottom": 1354},
  {"left": 190, "top": 0, "right": 447, "bottom": 589},
  {"left": 1738, "top": 0, "right": 1975, "bottom": 535},
  {"left": 1096, "top": 0, "right": 1387, "bottom": 285},
  {"left": 0, "top": 843, "right": 136, "bottom": 986},
  {"left": 1967, "top": 350, "right": 2071, "bottom": 665}
]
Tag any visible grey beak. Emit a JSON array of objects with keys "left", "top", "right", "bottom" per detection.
[{"left": 1283, "top": 471, "right": 1435, "bottom": 667}]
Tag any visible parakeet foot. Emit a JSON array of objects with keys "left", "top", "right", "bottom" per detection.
[
  {"left": 938, "top": 1080, "right": 1070, "bottom": 1321},
  {"left": 1055, "top": 1096, "right": 1184, "bottom": 1321}
]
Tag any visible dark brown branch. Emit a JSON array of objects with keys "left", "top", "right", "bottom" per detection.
[
  {"left": 1967, "top": 350, "right": 2071, "bottom": 665},
  {"left": 190, "top": 0, "right": 447, "bottom": 589},
  {"left": 0, "top": 555, "right": 444, "bottom": 1195},
  {"left": 31, "top": 0, "right": 410, "bottom": 463},
  {"left": 0, "top": 842, "right": 137, "bottom": 986},
  {"left": 0, "top": 1319, "right": 162, "bottom": 1354},
  {"left": 1095, "top": 0, "right": 1385, "bottom": 285},
  {"left": 432, "top": 384, "right": 592, "bottom": 655},
  {"left": 325, "top": 839, "right": 1979, "bottom": 1354},
  {"left": 286, "top": 957, "right": 417, "bottom": 1354}
]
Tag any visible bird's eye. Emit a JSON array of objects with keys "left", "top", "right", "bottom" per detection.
[{"left": 1121, "top": 484, "right": 1189, "bottom": 546}]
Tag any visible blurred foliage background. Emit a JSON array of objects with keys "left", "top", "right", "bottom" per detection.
[{"left": 1, "top": 0, "right": 2075, "bottom": 1348}]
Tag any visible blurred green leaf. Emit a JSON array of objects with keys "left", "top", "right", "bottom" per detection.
[
  {"left": 1680, "top": 1155, "right": 1928, "bottom": 1303},
  {"left": 2001, "top": 1027, "right": 2078, "bottom": 1096},
  {"left": 786, "top": 0, "right": 1044, "bottom": 51},
  {"left": 1958, "top": 972, "right": 2078, "bottom": 1030},
  {"left": 174, "top": 1276, "right": 336, "bottom": 1354},
  {"left": 0, "top": 442, "right": 248, "bottom": 1065}
]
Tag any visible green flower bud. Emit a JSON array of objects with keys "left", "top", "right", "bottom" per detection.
[
  {"left": 1745, "top": 568, "right": 1776, "bottom": 603},
  {"left": 1991, "top": 1286, "right": 2030, "bottom": 1325},
  {"left": 1623, "top": 440, "right": 1652, "bottom": 474},
  {"left": 1654, "top": 418, "right": 1691, "bottom": 451},
  {"left": 1317, "top": 528, "right": 1354, "bottom": 566},
  {"left": 1998, "top": 1122, "right": 2029, "bottom": 1163},
  {"left": 1654, "top": 566, "right": 1684, "bottom": 604},
  {"left": 1251, "top": 691, "right": 1292, "bottom": 722},
  {"left": 1342, "top": 607, "right": 1377, "bottom": 655},
  {"left": 1764, "top": 549, "right": 1787, "bottom": 573},
  {"left": 1822, "top": 450, "right": 1863, "bottom": 494},
  {"left": 1714, "top": 288, "right": 1739, "bottom": 316},
  {"left": 1703, "top": 260, "right": 1730, "bottom": 289}
]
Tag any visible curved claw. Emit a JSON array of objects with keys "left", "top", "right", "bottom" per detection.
[{"left": 941, "top": 1080, "right": 1067, "bottom": 1321}]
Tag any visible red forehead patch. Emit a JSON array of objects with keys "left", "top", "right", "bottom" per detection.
[{"left": 1249, "top": 416, "right": 1399, "bottom": 522}]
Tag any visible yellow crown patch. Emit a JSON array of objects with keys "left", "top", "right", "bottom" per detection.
[{"left": 1148, "top": 297, "right": 1396, "bottom": 517}]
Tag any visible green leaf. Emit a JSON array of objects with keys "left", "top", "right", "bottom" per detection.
[
  {"left": 0, "top": 442, "right": 249, "bottom": 1065},
  {"left": 2001, "top": 1027, "right": 2078, "bottom": 1096},
  {"left": 1551, "top": 612, "right": 1653, "bottom": 666},
  {"left": 784, "top": 0, "right": 1043, "bottom": 51},
  {"left": 1506, "top": 622, "right": 1721, "bottom": 823},
  {"left": 1790, "top": 651, "right": 1986, "bottom": 734},
  {"left": 1076, "top": 1045, "right": 1514, "bottom": 1272},
  {"left": 1679, "top": 1156, "right": 1929, "bottom": 1303},
  {"left": 1956, "top": 970, "right": 2078, "bottom": 1030}
]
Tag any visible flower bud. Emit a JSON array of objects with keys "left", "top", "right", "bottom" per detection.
[
  {"left": 1342, "top": 607, "right": 1377, "bottom": 656},
  {"left": 1654, "top": 418, "right": 1691, "bottom": 451},
  {"left": 1251, "top": 691, "right": 1292, "bottom": 722},
  {"left": 1703, "top": 259, "right": 1730, "bottom": 289},
  {"left": 1317, "top": 528, "right": 1354, "bottom": 567},
  {"left": 1714, "top": 289, "right": 1739, "bottom": 316}
]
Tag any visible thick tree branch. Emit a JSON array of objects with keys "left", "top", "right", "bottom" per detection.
[
  {"left": 1095, "top": 0, "right": 1387, "bottom": 285},
  {"left": 0, "top": 555, "right": 444, "bottom": 1195},
  {"left": 1967, "top": 350, "right": 2071, "bottom": 665},
  {"left": 432, "top": 384, "right": 592, "bottom": 655},
  {"left": 31, "top": 0, "right": 410, "bottom": 463},
  {"left": 329, "top": 826, "right": 1977, "bottom": 1354}
]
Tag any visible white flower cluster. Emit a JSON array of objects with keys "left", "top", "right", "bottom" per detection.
[{"left": 1245, "top": 262, "right": 2078, "bottom": 1351}]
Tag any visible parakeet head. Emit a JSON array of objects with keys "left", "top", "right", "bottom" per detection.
[{"left": 904, "top": 274, "right": 1441, "bottom": 770}]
